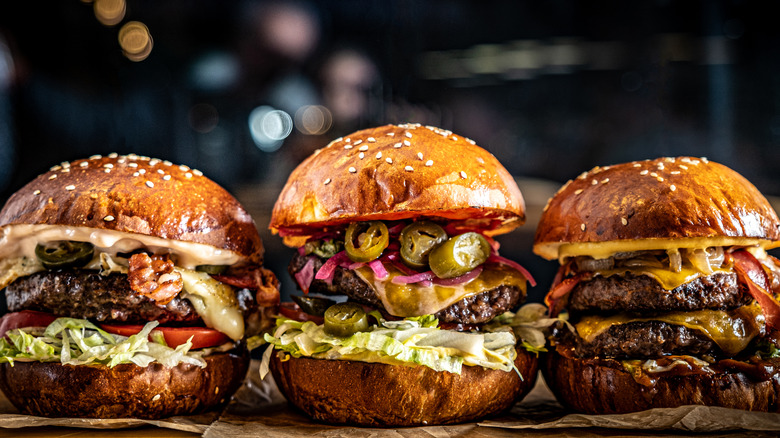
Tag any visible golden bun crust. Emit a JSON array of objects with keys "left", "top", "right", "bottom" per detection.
[
  {"left": 269, "top": 346, "right": 538, "bottom": 426},
  {"left": 0, "top": 154, "right": 264, "bottom": 263},
  {"left": 534, "top": 157, "right": 780, "bottom": 260},
  {"left": 0, "top": 350, "right": 249, "bottom": 419},
  {"left": 543, "top": 347, "right": 780, "bottom": 414},
  {"left": 270, "top": 124, "right": 525, "bottom": 245}
]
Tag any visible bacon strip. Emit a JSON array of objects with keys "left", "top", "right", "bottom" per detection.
[
  {"left": 213, "top": 266, "right": 281, "bottom": 307},
  {"left": 731, "top": 249, "right": 780, "bottom": 330}
]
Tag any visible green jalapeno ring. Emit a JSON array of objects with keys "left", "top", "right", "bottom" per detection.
[
  {"left": 344, "top": 221, "right": 389, "bottom": 263},
  {"left": 324, "top": 302, "right": 369, "bottom": 337},
  {"left": 291, "top": 295, "right": 337, "bottom": 317},
  {"left": 399, "top": 221, "right": 448, "bottom": 268},
  {"left": 195, "top": 264, "right": 229, "bottom": 275},
  {"left": 428, "top": 232, "right": 491, "bottom": 279},
  {"left": 35, "top": 241, "right": 95, "bottom": 270}
]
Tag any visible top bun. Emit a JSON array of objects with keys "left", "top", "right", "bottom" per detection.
[
  {"left": 270, "top": 124, "right": 525, "bottom": 245},
  {"left": 533, "top": 157, "right": 780, "bottom": 260},
  {"left": 0, "top": 154, "right": 263, "bottom": 263}
]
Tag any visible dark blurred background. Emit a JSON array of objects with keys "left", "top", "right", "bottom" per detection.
[{"left": 1, "top": 0, "right": 779, "bottom": 303}]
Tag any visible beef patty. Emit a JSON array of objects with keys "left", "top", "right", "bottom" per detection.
[
  {"left": 289, "top": 253, "right": 523, "bottom": 325},
  {"left": 6, "top": 269, "right": 258, "bottom": 326},
  {"left": 568, "top": 271, "right": 748, "bottom": 315}
]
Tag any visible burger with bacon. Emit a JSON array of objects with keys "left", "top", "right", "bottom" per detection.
[
  {"left": 534, "top": 156, "right": 780, "bottom": 414},
  {"left": 264, "top": 123, "right": 546, "bottom": 426},
  {"left": 0, "top": 154, "right": 279, "bottom": 419}
]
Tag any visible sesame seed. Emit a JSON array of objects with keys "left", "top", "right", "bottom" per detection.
[
  {"left": 451, "top": 136, "right": 458, "bottom": 141},
  {"left": 466, "top": 138, "right": 476, "bottom": 145},
  {"left": 417, "top": 152, "right": 424, "bottom": 160},
  {"left": 650, "top": 172, "right": 658, "bottom": 177},
  {"left": 80, "top": 162, "right": 89, "bottom": 168},
  {"left": 425, "top": 160, "right": 433, "bottom": 167},
  {"left": 48, "top": 174, "right": 57, "bottom": 180},
  {"left": 179, "top": 165, "right": 189, "bottom": 171},
  {"left": 701, "top": 157, "right": 709, "bottom": 163},
  {"left": 460, "top": 171, "right": 467, "bottom": 179},
  {"left": 405, "top": 132, "right": 412, "bottom": 138},
  {"left": 344, "top": 145, "right": 353, "bottom": 149},
  {"left": 145, "top": 181, "right": 154, "bottom": 188},
  {"left": 367, "top": 137, "right": 376, "bottom": 142},
  {"left": 108, "top": 152, "right": 118, "bottom": 158},
  {"left": 354, "top": 140, "right": 363, "bottom": 146},
  {"left": 152, "top": 394, "right": 161, "bottom": 402},
  {"left": 62, "top": 162, "right": 70, "bottom": 168},
  {"left": 103, "top": 163, "right": 114, "bottom": 168},
  {"left": 403, "top": 140, "right": 411, "bottom": 146},
  {"left": 89, "top": 155, "right": 102, "bottom": 160},
  {"left": 591, "top": 179, "right": 598, "bottom": 185},
  {"left": 621, "top": 217, "right": 628, "bottom": 226},
  {"left": 376, "top": 152, "right": 382, "bottom": 159},
  {"left": 657, "top": 163, "right": 664, "bottom": 170},
  {"left": 50, "top": 165, "right": 61, "bottom": 171},
  {"left": 394, "top": 142, "right": 402, "bottom": 148},
  {"left": 65, "top": 185, "right": 75, "bottom": 191},
  {"left": 348, "top": 167, "right": 357, "bottom": 173},
  {"left": 324, "top": 178, "right": 331, "bottom": 185},
  {"left": 574, "top": 189, "right": 583, "bottom": 195},
  {"left": 104, "top": 169, "right": 111, "bottom": 173},
  {"left": 62, "top": 168, "right": 70, "bottom": 173},
  {"left": 104, "top": 215, "right": 115, "bottom": 222},
  {"left": 405, "top": 165, "right": 414, "bottom": 172},
  {"left": 157, "top": 169, "right": 165, "bottom": 174},
  {"left": 671, "top": 170, "right": 680, "bottom": 175},
  {"left": 633, "top": 163, "right": 641, "bottom": 167},
  {"left": 185, "top": 172, "right": 192, "bottom": 178},
  {"left": 640, "top": 170, "right": 649, "bottom": 175},
  {"left": 670, "top": 184, "right": 677, "bottom": 191},
  {"left": 581, "top": 223, "right": 586, "bottom": 231},
  {"left": 163, "top": 175, "right": 171, "bottom": 181},
  {"left": 193, "top": 169, "right": 203, "bottom": 176},
  {"left": 679, "top": 165, "right": 688, "bottom": 170},
  {"left": 387, "top": 132, "right": 395, "bottom": 137},
  {"left": 163, "top": 160, "right": 172, "bottom": 166},
  {"left": 386, "top": 157, "right": 393, "bottom": 164},
  {"left": 345, "top": 138, "right": 351, "bottom": 143},
  {"left": 139, "top": 169, "right": 147, "bottom": 175},
  {"left": 33, "top": 190, "right": 41, "bottom": 195},
  {"left": 601, "top": 178, "right": 609, "bottom": 184},
  {"left": 359, "top": 145, "right": 369, "bottom": 151},
  {"left": 657, "top": 177, "right": 664, "bottom": 182},
  {"left": 149, "top": 159, "right": 160, "bottom": 166},
  {"left": 129, "top": 162, "right": 138, "bottom": 168},
  {"left": 133, "top": 172, "right": 140, "bottom": 177},
  {"left": 359, "top": 152, "right": 365, "bottom": 159}
]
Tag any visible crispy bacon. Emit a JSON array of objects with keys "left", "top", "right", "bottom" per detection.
[
  {"left": 128, "top": 253, "right": 183, "bottom": 305},
  {"left": 730, "top": 249, "right": 780, "bottom": 330},
  {"left": 213, "top": 266, "right": 281, "bottom": 307}
]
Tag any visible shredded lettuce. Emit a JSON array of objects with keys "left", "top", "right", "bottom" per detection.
[{"left": 0, "top": 318, "right": 206, "bottom": 368}]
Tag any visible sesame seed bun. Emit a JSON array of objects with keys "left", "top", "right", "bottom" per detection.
[
  {"left": 0, "top": 154, "right": 264, "bottom": 263},
  {"left": 269, "top": 124, "right": 525, "bottom": 246},
  {"left": 533, "top": 156, "right": 780, "bottom": 261}
]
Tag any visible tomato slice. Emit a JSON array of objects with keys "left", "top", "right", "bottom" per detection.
[
  {"left": 99, "top": 324, "right": 230, "bottom": 349},
  {"left": 0, "top": 310, "right": 59, "bottom": 336},
  {"left": 278, "top": 302, "right": 324, "bottom": 324}
]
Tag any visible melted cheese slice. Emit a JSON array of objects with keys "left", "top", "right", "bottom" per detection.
[
  {"left": 353, "top": 264, "right": 527, "bottom": 317},
  {"left": 594, "top": 265, "right": 731, "bottom": 290},
  {"left": 178, "top": 268, "right": 244, "bottom": 341},
  {"left": 575, "top": 303, "right": 765, "bottom": 356}
]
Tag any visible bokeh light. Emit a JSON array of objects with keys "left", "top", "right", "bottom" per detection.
[
  {"left": 248, "top": 106, "right": 293, "bottom": 152},
  {"left": 94, "top": 0, "right": 126, "bottom": 26},
  {"left": 118, "top": 21, "right": 152, "bottom": 62},
  {"left": 294, "top": 105, "right": 332, "bottom": 135}
]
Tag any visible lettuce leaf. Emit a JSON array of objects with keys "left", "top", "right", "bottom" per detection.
[{"left": 0, "top": 318, "right": 206, "bottom": 368}]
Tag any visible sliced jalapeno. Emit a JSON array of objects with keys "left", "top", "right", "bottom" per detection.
[
  {"left": 324, "top": 302, "right": 369, "bottom": 337},
  {"left": 291, "top": 295, "right": 337, "bottom": 317},
  {"left": 344, "top": 221, "right": 389, "bottom": 263},
  {"left": 195, "top": 264, "right": 229, "bottom": 275},
  {"left": 35, "top": 241, "right": 95, "bottom": 269},
  {"left": 399, "top": 221, "right": 448, "bottom": 268},
  {"left": 428, "top": 232, "right": 491, "bottom": 279}
]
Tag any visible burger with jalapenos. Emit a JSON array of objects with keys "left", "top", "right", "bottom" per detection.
[
  {"left": 534, "top": 157, "right": 780, "bottom": 414},
  {"left": 265, "top": 124, "right": 549, "bottom": 426},
  {"left": 0, "top": 154, "right": 280, "bottom": 419}
]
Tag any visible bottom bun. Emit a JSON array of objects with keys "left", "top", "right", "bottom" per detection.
[
  {"left": 270, "top": 346, "right": 538, "bottom": 426},
  {"left": 543, "top": 346, "right": 780, "bottom": 414},
  {"left": 0, "top": 349, "right": 249, "bottom": 419}
]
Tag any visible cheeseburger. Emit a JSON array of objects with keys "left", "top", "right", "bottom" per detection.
[
  {"left": 0, "top": 154, "right": 279, "bottom": 418},
  {"left": 264, "top": 123, "right": 546, "bottom": 426},
  {"left": 534, "top": 156, "right": 780, "bottom": 414}
]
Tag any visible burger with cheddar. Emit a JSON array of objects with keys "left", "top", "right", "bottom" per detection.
[
  {"left": 0, "top": 154, "right": 279, "bottom": 418},
  {"left": 534, "top": 156, "right": 780, "bottom": 414},
  {"left": 264, "top": 123, "right": 546, "bottom": 426}
]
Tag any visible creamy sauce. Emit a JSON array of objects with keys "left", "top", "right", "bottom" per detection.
[{"left": 0, "top": 224, "right": 244, "bottom": 269}]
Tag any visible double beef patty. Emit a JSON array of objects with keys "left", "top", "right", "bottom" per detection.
[
  {"left": 289, "top": 253, "right": 523, "bottom": 325},
  {"left": 565, "top": 271, "right": 751, "bottom": 359},
  {"left": 6, "top": 269, "right": 258, "bottom": 325}
]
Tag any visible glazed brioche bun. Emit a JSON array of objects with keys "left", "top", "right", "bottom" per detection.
[
  {"left": 0, "top": 350, "right": 249, "bottom": 418},
  {"left": 543, "top": 346, "right": 780, "bottom": 414},
  {"left": 270, "top": 123, "right": 525, "bottom": 246},
  {"left": 533, "top": 156, "right": 780, "bottom": 261},
  {"left": 0, "top": 153, "right": 263, "bottom": 263},
  {"left": 270, "top": 346, "right": 538, "bottom": 426}
]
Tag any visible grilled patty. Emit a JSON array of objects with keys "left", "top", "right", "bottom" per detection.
[
  {"left": 6, "top": 269, "right": 258, "bottom": 326},
  {"left": 568, "top": 271, "right": 748, "bottom": 315},
  {"left": 289, "top": 253, "right": 522, "bottom": 324}
]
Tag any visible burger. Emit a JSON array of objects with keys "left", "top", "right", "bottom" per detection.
[
  {"left": 264, "top": 123, "right": 545, "bottom": 426},
  {"left": 533, "top": 156, "right": 780, "bottom": 414},
  {"left": 0, "top": 153, "right": 280, "bottom": 418}
]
